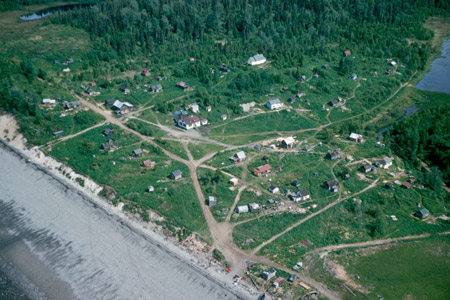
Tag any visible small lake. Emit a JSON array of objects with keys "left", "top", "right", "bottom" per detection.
[
  {"left": 416, "top": 39, "right": 450, "bottom": 95},
  {"left": 19, "top": 3, "right": 91, "bottom": 21}
]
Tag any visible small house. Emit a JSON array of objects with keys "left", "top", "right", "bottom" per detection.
[
  {"left": 105, "top": 98, "right": 115, "bottom": 106},
  {"left": 147, "top": 186, "right": 154, "bottom": 192},
  {"left": 401, "top": 182, "right": 412, "bottom": 189},
  {"left": 112, "top": 100, "right": 134, "bottom": 114},
  {"left": 385, "top": 69, "right": 395, "bottom": 75},
  {"left": 63, "top": 101, "right": 81, "bottom": 110},
  {"left": 54, "top": 130, "right": 64, "bottom": 137},
  {"left": 291, "top": 180, "right": 301, "bottom": 188},
  {"left": 390, "top": 61, "right": 397, "bottom": 66},
  {"left": 42, "top": 98, "right": 56, "bottom": 105},
  {"left": 207, "top": 196, "right": 217, "bottom": 206},
  {"left": 254, "top": 164, "right": 271, "bottom": 176},
  {"left": 85, "top": 87, "right": 96, "bottom": 96},
  {"left": 230, "top": 151, "right": 246, "bottom": 163},
  {"left": 272, "top": 277, "right": 285, "bottom": 288},
  {"left": 101, "top": 139, "right": 115, "bottom": 150},
  {"left": 247, "top": 54, "right": 266, "bottom": 66},
  {"left": 262, "top": 268, "right": 276, "bottom": 280},
  {"left": 220, "top": 65, "right": 231, "bottom": 72},
  {"left": 248, "top": 203, "right": 260, "bottom": 212},
  {"left": 119, "top": 86, "right": 130, "bottom": 94},
  {"left": 385, "top": 183, "right": 393, "bottom": 189},
  {"left": 103, "top": 128, "right": 114, "bottom": 136},
  {"left": 288, "top": 274, "right": 297, "bottom": 283},
  {"left": 325, "top": 179, "right": 339, "bottom": 192},
  {"left": 205, "top": 106, "right": 212, "bottom": 112},
  {"left": 376, "top": 158, "right": 393, "bottom": 169},
  {"left": 329, "top": 99, "right": 340, "bottom": 107},
  {"left": 344, "top": 174, "right": 351, "bottom": 180},
  {"left": 298, "top": 189, "right": 310, "bottom": 201},
  {"left": 288, "top": 97, "right": 296, "bottom": 104},
  {"left": 266, "top": 99, "right": 283, "bottom": 110},
  {"left": 414, "top": 208, "right": 429, "bottom": 219},
  {"left": 282, "top": 137, "right": 295, "bottom": 149},
  {"left": 176, "top": 81, "right": 189, "bottom": 91},
  {"left": 221, "top": 114, "right": 227, "bottom": 120},
  {"left": 141, "top": 69, "right": 151, "bottom": 77},
  {"left": 189, "top": 57, "right": 195, "bottom": 62},
  {"left": 322, "top": 64, "right": 329, "bottom": 69},
  {"left": 170, "top": 170, "right": 182, "bottom": 180},
  {"left": 188, "top": 103, "right": 199, "bottom": 113},
  {"left": 343, "top": 50, "right": 351, "bottom": 57},
  {"left": 132, "top": 148, "right": 143, "bottom": 157},
  {"left": 281, "top": 87, "right": 289, "bottom": 93},
  {"left": 326, "top": 149, "right": 341, "bottom": 160},
  {"left": 360, "top": 164, "right": 372, "bottom": 173},
  {"left": 142, "top": 160, "right": 155, "bottom": 169},
  {"left": 201, "top": 119, "right": 208, "bottom": 126},
  {"left": 349, "top": 133, "right": 364, "bottom": 143},
  {"left": 229, "top": 178, "right": 239, "bottom": 186},
  {"left": 236, "top": 205, "right": 249, "bottom": 214},
  {"left": 268, "top": 186, "right": 280, "bottom": 194},
  {"left": 149, "top": 84, "right": 163, "bottom": 93},
  {"left": 350, "top": 74, "right": 358, "bottom": 81}
]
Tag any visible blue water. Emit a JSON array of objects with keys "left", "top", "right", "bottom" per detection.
[
  {"left": 19, "top": 4, "right": 91, "bottom": 21},
  {"left": 416, "top": 39, "right": 450, "bottom": 95}
]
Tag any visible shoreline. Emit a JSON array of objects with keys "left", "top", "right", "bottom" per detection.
[{"left": 0, "top": 116, "right": 257, "bottom": 300}]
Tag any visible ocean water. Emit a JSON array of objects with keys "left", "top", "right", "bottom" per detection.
[{"left": 0, "top": 144, "right": 247, "bottom": 300}]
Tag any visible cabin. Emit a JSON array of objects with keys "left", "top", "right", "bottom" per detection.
[
  {"left": 119, "top": 86, "right": 130, "bottom": 94},
  {"left": 176, "top": 81, "right": 189, "bottom": 91},
  {"left": 288, "top": 274, "right": 297, "bottom": 282},
  {"left": 376, "top": 158, "right": 393, "bottom": 169},
  {"left": 247, "top": 54, "right": 266, "bottom": 66},
  {"left": 414, "top": 208, "right": 429, "bottom": 219},
  {"left": 248, "top": 203, "right": 260, "bottom": 212},
  {"left": 288, "top": 97, "right": 296, "bottom": 104},
  {"left": 325, "top": 179, "right": 339, "bottom": 192},
  {"left": 254, "top": 164, "right": 271, "bottom": 176},
  {"left": 141, "top": 69, "right": 151, "bottom": 77},
  {"left": 188, "top": 103, "right": 199, "bottom": 113},
  {"left": 105, "top": 98, "right": 115, "bottom": 106},
  {"left": 262, "top": 268, "right": 276, "bottom": 280},
  {"left": 268, "top": 186, "right": 280, "bottom": 194},
  {"left": 298, "top": 189, "right": 310, "bottom": 200},
  {"left": 229, "top": 178, "right": 239, "bottom": 186},
  {"left": 205, "top": 106, "right": 212, "bottom": 112},
  {"left": 101, "top": 139, "right": 115, "bottom": 150},
  {"left": 201, "top": 119, "right": 208, "bottom": 126},
  {"left": 349, "top": 133, "right": 364, "bottom": 143},
  {"left": 230, "top": 151, "right": 246, "bottom": 163},
  {"left": 42, "top": 98, "right": 56, "bottom": 105},
  {"left": 142, "top": 160, "right": 155, "bottom": 169},
  {"left": 329, "top": 99, "right": 340, "bottom": 107},
  {"left": 147, "top": 186, "right": 154, "bottom": 192},
  {"left": 360, "top": 164, "right": 372, "bottom": 173},
  {"left": 112, "top": 100, "right": 134, "bottom": 114},
  {"left": 266, "top": 99, "right": 283, "bottom": 110},
  {"left": 350, "top": 73, "right": 358, "bottom": 81},
  {"left": 175, "top": 114, "right": 201, "bottom": 130},
  {"left": 220, "top": 65, "right": 231, "bottom": 72},
  {"left": 343, "top": 50, "right": 351, "bottom": 57},
  {"left": 132, "top": 148, "right": 143, "bottom": 157},
  {"left": 62, "top": 101, "right": 81, "bottom": 110},
  {"left": 170, "top": 170, "right": 182, "bottom": 180},
  {"left": 221, "top": 114, "right": 227, "bottom": 120},
  {"left": 326, "top": 149, "right": 341, "bottom": 160},
  {"left": 103, "top": 128, "right": 114, "bottom": 136},
  {"left": 236, "top": 205, "right": 249, "bottom": 214},
  {"left": 54, "top": 130, "right": 64, "bottom": 137},
  {"left": 207, "top": 196, "right": 217, "bottom": 206},
  {"left": 401, "top": 182, "right": 412, "bottom": 189},
  {"left": 85, "top": 87, "right": 96, "bottom": 96},
  {"left": 149, "top": 84, "right": 163, "bottom": 93},
  {"left": 282, "top": 137, "right": 295, "bottom": 149}
]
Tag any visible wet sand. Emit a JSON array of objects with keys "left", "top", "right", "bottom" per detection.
[{"left": 0, "top": 143, "right": 251, "bottom": 300}]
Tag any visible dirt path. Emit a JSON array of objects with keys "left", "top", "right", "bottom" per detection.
[
  {"left": 312, "top": 231, "right": 450, "bottom": 254},
  {"left": 226, "top": 185, "right": 247, "bottom": 222},
  {"left": 52, "top": 121, "right": 107, "bottom": 145},
  {"left": 251, "top": 178, "right": 379, "bottom": 255}
]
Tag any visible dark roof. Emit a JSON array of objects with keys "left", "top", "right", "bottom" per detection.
[
  {"left": 326, "top": 179, "right": 339, "bottom": 187},
  {"left": 103, "top": 128, "right": 114, "bottom": 136},
  {"left": 105, "top": 98, "right": 115, "bottom": 106}
]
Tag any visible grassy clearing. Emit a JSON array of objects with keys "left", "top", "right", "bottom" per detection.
[
  {"left": 48, "top": 125, "right": 210, "bottom": 239},
  {"left": 339, "top": 235, "right": 450, "bottom": 300},
  {"left": 154, "top": 138, "right": 189, "bottom": 160},
  {"left": 197, "top": 167, "right": 238, "bottom": 222},
  {"left": 188, "top": 142, "right": 225, "bottom": 160}
]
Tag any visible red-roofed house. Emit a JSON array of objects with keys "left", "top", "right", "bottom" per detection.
[{"left": 254, "top": 164, "right": 271, "bottom": 176}]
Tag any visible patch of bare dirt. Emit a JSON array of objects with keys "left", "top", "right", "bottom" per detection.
[{"left": 325, "top": 260, "right": 368, "bottom": 294}]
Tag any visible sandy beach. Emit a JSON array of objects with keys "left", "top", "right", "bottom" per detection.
[{"left": 0, "top": 114, "right": 257, "bottom": 300}]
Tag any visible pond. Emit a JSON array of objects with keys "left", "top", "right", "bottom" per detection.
[
  {"left": 19, "top": 3, "right": 91, "bottom": 21},
  {"left": 416, "top": 39, "right": 450, "bottom": 95}
]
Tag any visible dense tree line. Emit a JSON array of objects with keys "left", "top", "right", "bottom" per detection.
[
  {"left": 387, "top": 106, "right": 450, "bottom": 187},
  {"left": 50, "top": 0, "right": 448, "bottom": 69}
]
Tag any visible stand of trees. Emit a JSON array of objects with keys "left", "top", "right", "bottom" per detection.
[{"left": 387, "top": 106, "right": 450, "bottom": 188}]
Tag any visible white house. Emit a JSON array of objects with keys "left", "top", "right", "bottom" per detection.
[
  {"left": 189, "top": 103, "right": 199, "bottom": 113},
  {"left": 175, "top": 114, "right": 201, "bottom": 130},
  {"left": 42, "top": 98, "right": 56, "bottom": 105},
  {"left": 266, "top": 99, "right": 283, "bottom": 110},
  {"left": 268, "top": 186, "right": 280, "bottom": 194},
  {"left": 349, "top": 133, "right": 364, "bottom": 143},
  {"left": 377, "top": 158, "right": 393, "bottom": 169},
  {"left": 230, "top": 151, "right": 246, "bottom": 163},
  {"left": 282, "top": 137, "right": 295, "bottom": 149},
  {"left": 236, "top": 205, "right": 249, "bottom": 214},
  {"left": 390, "top": 61, "right": 397, "bottom": 66},
  {"left": 247, "top": 54, "right": 266, "bottom": 66}
]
